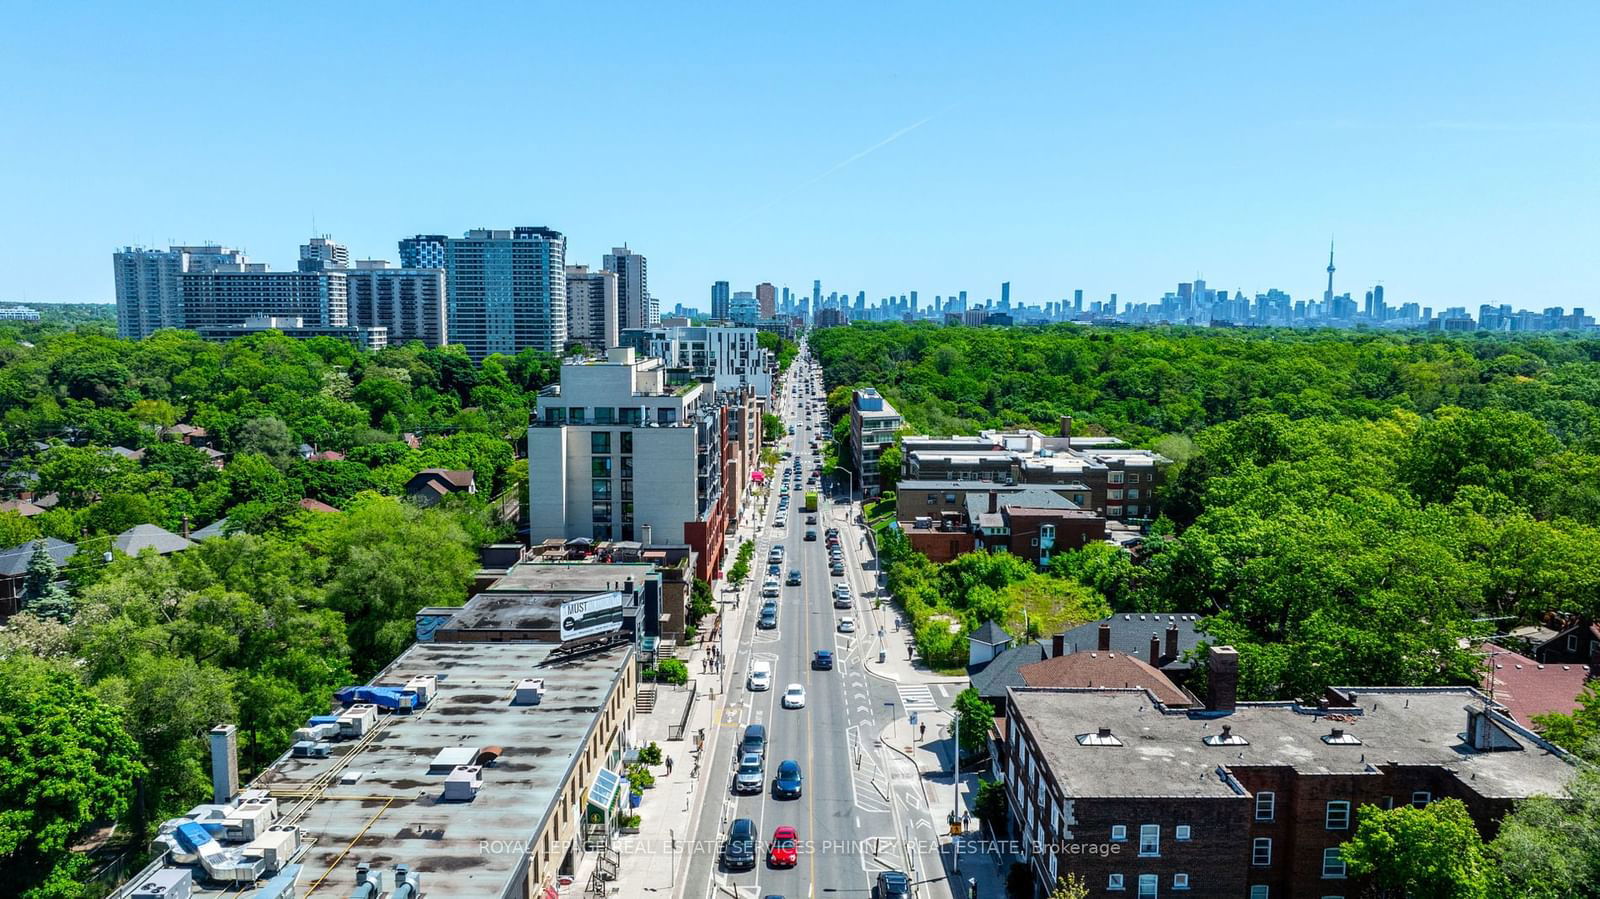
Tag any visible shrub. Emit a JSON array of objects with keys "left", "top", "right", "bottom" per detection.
[
  {"left": 657, "top": 658, "right": 689, "bottom": 685},
  {"left": 637, "top": 742, "right": 663, "bottom": 766}
]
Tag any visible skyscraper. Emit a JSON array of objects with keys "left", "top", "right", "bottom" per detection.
[
  {"left": 345, "top": 260, "right": 447, "bottom": 347},
  {"left": 604, "top": 246, "right": 655, "bottom": 330},
  {"left": 812, "top": 280, "right": 822, "bottom": 309},
  {"left": 1000, "top": 282, "right": 1011, "bottom": 309},
  {"left": 729, "top": 291, "right": 759, "bottom": 325},
  {"left": 113, "top": 244, "right": 248, "bottom": 339},
  {"left": 567, "top": 265, "right": 620, "bottom": 351},
  {"left": 711, "top": 281, "right": 730, "bottom": 321},
  {"left": 755, "top": 282, "right": 776, "bottom": 319},
  {"left": 446, "top": 227, "right": 567, "bottom": 359}
]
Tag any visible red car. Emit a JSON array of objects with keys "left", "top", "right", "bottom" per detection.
[{"left": 768, "top": 826, "right": 799, "bottom": 867}]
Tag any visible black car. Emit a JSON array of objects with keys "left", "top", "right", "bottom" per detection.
[
  {"left": 804, "top": 529, "right": 817, "bottom": 541},
  {"left": 786, "top": 568, "right": 802, "bottom": 586},
  {"left": 876, "top": 871, "right": 911, "bottom": 899},
  {"left": 723, "top": 818, "right": 757, "bottom": 870},
  {"left": 825, "top": 528, "right": 840, "bottom": 539},
  {"left": 812, "top": 649, "right": 833, "bottom": 670},
  {"left": 740, "top": 723, "right": 767, "bottom": 758}
]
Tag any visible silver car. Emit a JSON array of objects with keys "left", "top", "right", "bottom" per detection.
[{"left": 734, "top": 752, "right": 764, "bottom": 793}]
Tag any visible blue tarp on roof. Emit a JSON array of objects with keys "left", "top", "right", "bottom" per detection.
[{"left": 334, "top": 685, "right": 417, "bottom": 710}]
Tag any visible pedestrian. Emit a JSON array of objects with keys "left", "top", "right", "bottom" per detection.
[
  {"left": 920, "top": 722, "right": 927, "bottom": 741},
  {"left": 666, "top": 756, "right": 674, "bottom": 775}
]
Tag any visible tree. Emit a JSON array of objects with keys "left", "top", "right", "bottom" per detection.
[
  {"left": 689, "top": 578, "right": 716, "bottom": 626},
  {"left": 1048, "top": 874, "right": 1090, "bottom": 899},
  {"left": 0, "top": 657, "right": 143, "bottom": 897},
  {"left": 763, "top": 412, "right": 785, "bottom": 444},
  {"left": 975, "top": 777, "right": 1009, "bottom": 836},
  {"left": 1341, "top": 799, "right": 1501, "bottom": 899},
  {"left": 0, "top": 511, "right": 39, "bottom": 549},
  {"left": 1492, "top": 755, "right": 1600, "bottom": 898},
  {"left": 1530, "top": 683, "right": 1600, "bottom": 760},
  {"left": 233, "top": 415, "right": 298, "bottom": 467},
  {"left": 22, "top": 541, "right": 73, "bottom": 622},
  {"left": 876, "top": 443, "right": 903, "bottom": 493},
  {"left": 953, "top": 687, "right": 993, "bottom": 758}
]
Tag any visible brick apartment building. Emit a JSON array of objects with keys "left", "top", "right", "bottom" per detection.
[
  {"left": 896, "top": 481, "right": 1105, "bottom": 565},
  {"left": 1002, "top": 647, "right": 1577, "bottom": 898}
]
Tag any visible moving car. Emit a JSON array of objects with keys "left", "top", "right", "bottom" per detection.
[
  {"left": 747, "top": 662, "right": 771, "bottom": 692},
  {"left": 875, "top": 871, "right": 911, "bottom": 899},
  {"left": 782, "top": 683, "right": 806, "bottom": 709},
  {"left": 734, "top": 752, "right": 765, "bottom": 793},
  {"left": 723, "top": 818, "right": 756, "bottom": 871},
  {"left": 804, "top": 529, "right": 817, "bottom": 541},
  {"left": 806, "top": 515, "right": 818, "bottom": 525},
  {"left": 837, "top": 616, "right": 856, "bottom": 633},
  {"left": 740, "top": 723, "right": 767, "bottom": 758},
  {"left": 773, "top": 759, "right": 803, "bottom": 799},
  {"left": 786, "top": 568, "right": 802, "bottom": 585},
  {"left": 768, "top": 826, "right": 799, "bottom": 867},
  {"left": 811, "top": 649, "right": 833, "bottom": 670}
]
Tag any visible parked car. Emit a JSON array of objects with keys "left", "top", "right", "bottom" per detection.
[
  {"left": 837, "top": 617, "right": 856, "bottom": 633},
  {"left": 759, "top": 603, "right": 778, "bottom": 629},
  {"left": 830, "top": 561, "right": 845, "bottom": 576},
  {"left": 723, "top": 818, "right": 757, "bottom": 870}
]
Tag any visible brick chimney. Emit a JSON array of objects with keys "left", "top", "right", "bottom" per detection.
[
  {"left": 1052, "top": 633, "right": 1065, "bottom": 658},
  {"left": 1206, "top": 645, "right": 1239, "bottom": 713},
  {"left": 1165, "top": 621, "right": 1179, "bottom": 663},
  {"left": 988, "top": 490, "right": 998, "bottom": 514},
  {"left": 1149, "top": 633, "right": 1161, "bottom": 667},
  {"left": 1097, "top": 622, "right": 1112, "bottom": 651}
]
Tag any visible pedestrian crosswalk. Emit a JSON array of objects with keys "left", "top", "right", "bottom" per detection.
[{"left": 898, "top": 684, "right": 938, "bottom": 713}]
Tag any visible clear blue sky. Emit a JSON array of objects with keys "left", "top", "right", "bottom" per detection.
[{"left": 2, "top": 2, "right": 1596, "bottom": 311}]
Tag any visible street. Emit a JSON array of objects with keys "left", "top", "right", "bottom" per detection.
[{"left": 678, "top": 343, "right": 956, "bottom": 899}]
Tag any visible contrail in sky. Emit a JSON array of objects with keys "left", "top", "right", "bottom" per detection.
[{"left": 754, "top": 108, "right": 950, "bottom": 214}]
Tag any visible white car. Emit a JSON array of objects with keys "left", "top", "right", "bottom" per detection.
[
  {"left": 775, "top": 515, "right": 787, "bottom": 529},
  {"left": 782, "top": 683, "right": 806, "bottom": 709},
  {"left": 748, "top": 666, "right": 772, "bottom": 692},
  {"left": 837, "top": 617, "right": 856, "bottom": 634},
  {"left": 761, "top": 578, "right": 781, "bottom": 598}
]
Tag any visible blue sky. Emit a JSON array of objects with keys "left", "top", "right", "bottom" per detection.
[{"left": 2, "top": 2, "right": 1596, "bottom": 311}]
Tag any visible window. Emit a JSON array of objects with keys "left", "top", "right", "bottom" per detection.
[
  {"left": 592, "top": 479, "right": 611, "bottom": 500},
  {"left": 1108, "top": 505, "right": 1123, "bottom": 517},
  {"left": 1139, "top": 824, "right": 1160, "bottom": 856},
  {"left": 1322, "top": 847, "right": 1347, "bottom": 879},
  {"left": 1382, "top": 796, "right": 1394, "bottom": 810},
  {"left": 944, "top": 492, "right": 957, "bottom": 503},
  {"left": 620, "top": 431, "right": 632, "bottom": 454},
  {"left": 591, "top": 431, "right": 610, "bottom": 455},
  {"left": 591, "top": 502, "right": 611, "bottom": 523},
  {"left": 1041, "top": 524, "right": 1055, "bottom": 541},
  {"left": 1128, "top": 473, "right": 1141, "bottom": 483},
  {"left": 1111, "top": 825, "right": 1127, "bottom": 841},
  {"left": 1252, "top": 837, "right": 1272, "bottom": 866},
  {"left": 1326, "top": 801, "right": 1350, "bottom": 830},
  {"left": 1250, "top": 888, "right": 1269, "bottom": 899},
  {"left": 1109, "top": 470, "right": 1126, "bottom": 484},
  {"left": 1173, "top": 874, "right": 1189, "bottom": 890},
  {"left": 592, "top": 457, "right": 612, "bottom": 477},
  {"left": 1137, "top": 874, "right": 1158, "bottom": 899},
  {"left": 1174, "top": 825, "right": 1191, "bottom": 841},
  {"left": 1412, "top": 791, "right": 1431, "bottom": 808},
  {"left": 926, "top": 494, "right": 936, "bottom": 505},
  {"left": 1108, "top": 488, "right": 1124, "bottom": 500},
  {"left": 568, "top": 406, "right": 586, "bottom": 424},
  {"left": 1255, "top": 792, "right": 1276, "bottom": 821},
  {"left": 1108, "top": 874, "right": 1125, "bottom": 891},
  {"left": 1128, "top": 488, "right": 1141, "bottom": 499},
  {"left": 594, "top": 407, "right": 615, "bottom": 425}
]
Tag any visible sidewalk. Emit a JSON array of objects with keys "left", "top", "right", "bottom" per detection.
[{"left": 887, "top": 712, "right": 1012, "bottom": 899}]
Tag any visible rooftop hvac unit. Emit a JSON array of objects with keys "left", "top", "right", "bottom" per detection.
[
  {"left": 249, "top": 864, "right": 301, "bottom": 899},
  {"left": 514, "top": 678, "right": 545, "bottom": 705},
  {"left": 131, "top": 868, "right": 193, "bottom": 899},
  {"left": 391, "top": 864, "right": 423, "bottom": 899},
  {"left": 292, "top": 740, "right": 330, "bottom": 758},
  {"left": 442, "top": 765, "right": 483, "bottom": 801},
  {"left": 349, "top": 863, "right": 384, "bottom": 899}
]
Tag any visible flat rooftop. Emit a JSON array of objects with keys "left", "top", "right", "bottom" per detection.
[
  {"left": 1010, "top": 687, "right": 1575, "bottom": 800},
  {"left": 488, "top": 562, "right": 658, "bottom": 593},
  {"left": 191, "top": 641, "right": 631, "bottom": 898}
]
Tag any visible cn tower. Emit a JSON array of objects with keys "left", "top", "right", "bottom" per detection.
[{"left": 1324, "top": 238, "right": 1336, "bottom": 304}]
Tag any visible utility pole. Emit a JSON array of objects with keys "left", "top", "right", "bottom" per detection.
[{"left": 952, "top": 711, "right": 961, "bottom": 875}]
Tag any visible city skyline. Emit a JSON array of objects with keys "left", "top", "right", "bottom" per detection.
[{"left": 3, "top": 4, "right": 1598, "bottom": 311}]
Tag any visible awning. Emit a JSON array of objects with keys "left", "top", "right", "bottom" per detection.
[
  {"left": 751, "top": 471, "right": 765, "bottom": 482},
  {"left": 588, "top": 768, "right": 623, "bottom": 817}
]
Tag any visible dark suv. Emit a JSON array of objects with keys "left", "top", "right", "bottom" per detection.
[
  {"left": 875, "top": 870, "right": 911, "bottom": 899},
  {"left": 723, "top": 817, "right": 756, "bottom": 870}
]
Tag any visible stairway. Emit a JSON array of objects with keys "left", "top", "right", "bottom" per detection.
[{"left": 635, "top": 686, "right": 656, "bottom": 713}]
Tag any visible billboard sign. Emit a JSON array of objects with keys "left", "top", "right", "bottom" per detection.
[{"left": 560, "top": 591, "right": 625, "bottom": 641}]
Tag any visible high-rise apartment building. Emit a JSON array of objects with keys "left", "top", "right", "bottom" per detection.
[
  {"left": 528, "top": 348, "right": 759, "bottom": 582},
  {"left": 603, "top": 246, "right": 655, "bottom": 330},
  {"left": 850, "top": 388, "right": 903, "bottom": 497},
  {"left": 345, "top": 260, "right": 447, "bottom": 346},
  {"left": 755, "top": 282, "right": 776, "bottom": 319},
  {"left": 113, "top": 245, "right": 248, "bottom": 339},
  {"left": 566, "top": 265, "right": 620, "bottom": 352},
  {"left": 729, "top": 291, "right": 759, "bottom": 325},
  {"left": 445, "top": 227, "right": 567, "bottom": 359},
  {"left": 711, "top": 281, "right": 730, "bottom": 321},
  {"left": 398, "top": 235, "right": 448, "bottom": 269},
  {"left": 299, "top": 236, "right": 350, "bottom": 271},
  {"left": 179, "top": 264, "right": 349, "bottom": 332},
  {"left": 619, "top": 325, "right": 773, "bottom": 397}
]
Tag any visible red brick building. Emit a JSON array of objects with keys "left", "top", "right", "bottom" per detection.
[{"left": 1002, "top": 647, "right": 1577, "bottom": 898}]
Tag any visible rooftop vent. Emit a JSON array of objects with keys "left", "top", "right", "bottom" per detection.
[
  {"left": 1203, "top": 724, "right": 1250, "bottom": 746},
  {"left": 1076, "top": 727, "right": 1124, "bottom": 747},
  {"left": 1322, "top": 727, "right": 1363, "bottom": 745},
  {"left": 514, "top": 678, "right": 546, "bottom": 705},
  {"left": 443, "top": 764, "right": 484, "bottom": 801}
]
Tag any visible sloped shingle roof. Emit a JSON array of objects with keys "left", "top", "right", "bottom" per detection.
[
  {"left": 0, "top": 538, "right": 76, "bottom": 577},
  {"left": 113, "top": 524, "right": 194, "bottom": 556}
]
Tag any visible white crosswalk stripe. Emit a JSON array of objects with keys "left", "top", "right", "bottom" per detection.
[{"left": 898, "top": 685, "right": 938, "bottom": 713}]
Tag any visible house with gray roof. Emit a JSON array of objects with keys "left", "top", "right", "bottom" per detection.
[{"left": 114, "top": 524, "right": 195, "bottom": 556}]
